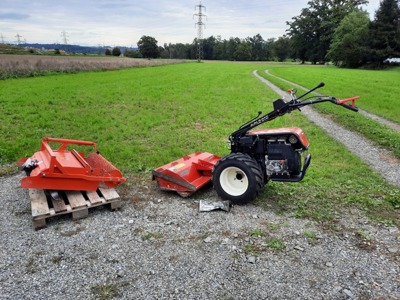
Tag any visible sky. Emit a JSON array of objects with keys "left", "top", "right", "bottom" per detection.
[{"left": 0, "top": 0, "right": 381, "bottom": 47}]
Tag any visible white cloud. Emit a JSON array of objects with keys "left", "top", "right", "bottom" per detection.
[{"left": 0, "top": 0, "right": 381, "bottom": 46}]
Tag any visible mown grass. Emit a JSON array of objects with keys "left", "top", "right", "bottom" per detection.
[
  {"left": 0, "top": 61, "right": 398, "bottom": 224},
  {"left": 265, "top": 65, "right": 400, "bottom": 123},
  {"left": 258, "top": 67, "right": 400, "bottom": 158}
]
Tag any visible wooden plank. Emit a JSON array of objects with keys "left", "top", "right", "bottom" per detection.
[
  {"left": 32, "top": 218, "right": 47, "bottom": 230},
  {"left": 65, "top": 191, "right": 86, "bottom": 209},
  {"left": 72, "top": 207, "right": 88, "bottom": 220},
  {"left": 30, "top": 189, "right": 50, "bottom": 217},
  {"left": 110, "top": 201, "right": 121, "bottom": 210},
  {"left": 51, "top": 199, "right": 67, "bottom": 213},
  {"left": 86, "top": 191, "right": 103, "bottom": 205},
  {"left": 99, "top": 188, "right": 120, "bottom": 201}
]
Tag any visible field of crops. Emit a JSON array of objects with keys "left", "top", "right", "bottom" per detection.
[
  {"left": 0, "top": 60, "right": 399, "bottom": 223},
  {"left": 0, "top": 54, "right": 187, "bottom": 79}
]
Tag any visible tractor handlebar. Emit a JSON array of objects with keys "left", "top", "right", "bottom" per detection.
[
  {"left": 291, "top": 95, "right": 360, "bottom": 112},
  {"left": 230, "top": 82, "right": 360, "bottom": 141}
]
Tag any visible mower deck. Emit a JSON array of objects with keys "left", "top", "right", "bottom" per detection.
[{"left": 152, "top": 152, "right": 221, "bottom": 197}]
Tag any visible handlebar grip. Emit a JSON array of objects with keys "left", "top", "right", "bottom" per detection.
[
  {"left": 336, "top": 96, "right": 360, "bottom": 112},
  {"left": 340, "top": 103, "right": 359, "bottom": 112}
]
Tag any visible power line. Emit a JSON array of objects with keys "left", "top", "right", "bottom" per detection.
[{"left": 194, "top": 1, "right": 207, "bottom": 62}]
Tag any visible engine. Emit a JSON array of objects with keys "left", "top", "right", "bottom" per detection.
[
  {"left": 265, "top": 141, "right": 302, "bottom": 179},
  {"left": 230, "top": 127, "right": 310, "bottom": 182}
]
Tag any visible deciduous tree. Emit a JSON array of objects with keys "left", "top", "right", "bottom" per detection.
[
  {"left": 286, "top": 0, "right": 368, "bottom": 63},
  {"left": 137, "top": 35, "right": 160, "bottom": 58},
  {"left": 326, "top": 10, "right": 370, "bottom": 67}
]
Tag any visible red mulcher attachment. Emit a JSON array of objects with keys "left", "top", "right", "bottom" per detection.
[
  {"left": 18, "top": 137, "right": 126, "bottom": 191},
  {"left": 152, "top": 152, "right": 221, "bottom": 197}
]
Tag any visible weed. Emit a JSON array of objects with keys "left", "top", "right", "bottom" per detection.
[
  {"left": 355, "top": 230, "right": 371, "bottom": 241},
  {"left": 354, "top": 230, "right": 377, "bottom": 251},
  {"left": 249, "top": 228, "right": 265, "bottom": 237},
  {"left": 51, "top": 255, "right": 63, "bottom": 264},
  {"left": 304, "top": 230, "right": 318, "bottom": 245},
  {"left": 60, "top": 226, "right": 84, "bottom": 237},
  {"left": 25, "top": 257, "right": 37, "bottom": 274},
  {"left": 14, "top": 209, "right": 30, "bottom": 217},
  {"left": 243, "top": 243, "right": 262, "bottom": 256},
  {"left": 266, "top": 238, "right": 286, "bottom": 252},
  {"left": 259, "top": 221, "right": 283, "bottom": 231},
  {"left": 26, "top": 250, "right": 46, "bottom": 273},
  {"left": 304, "top": 230, "right": 317, "bottom": 239},
  {"left": 141, "top": 232, "right": 163, "bottom": 241},
  {"left": 0, "top": 162, "right": 18, "bottom": 177},
  {"left": 91, "top": 282, "right": 120, "bottom": 300}
]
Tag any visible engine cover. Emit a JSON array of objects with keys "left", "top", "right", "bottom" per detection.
[{"left": 248, "top": 127, "right": 309, "bottom": 149}]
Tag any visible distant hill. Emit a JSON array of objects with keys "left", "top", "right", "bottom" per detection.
[
  {"left": 0, "top": 43, "right": 137, "bottom": 55},
  {"left": 0, "top": 43, "right": 41, "bottom": 55}
]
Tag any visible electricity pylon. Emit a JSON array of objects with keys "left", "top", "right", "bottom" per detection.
[{"left": 194, "top": 1, "right": 206, "bottom": 62}]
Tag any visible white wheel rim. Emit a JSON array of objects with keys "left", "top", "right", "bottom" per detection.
[{"left": 219, "top": 167, "right": 249, "bottom": 196}]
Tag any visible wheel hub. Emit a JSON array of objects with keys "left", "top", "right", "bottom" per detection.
[{"left": 219, "top": 167, "right": 249, "bottom": 196}]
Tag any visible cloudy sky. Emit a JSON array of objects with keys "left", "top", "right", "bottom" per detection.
[{"left": 0, "top": 0, "right": 381, "bottom": 47}]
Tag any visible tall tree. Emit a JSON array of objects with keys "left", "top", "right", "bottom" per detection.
[
  {"left": 273, "top": 36, "right": 291, "bottom": 61},
  {"left": 226, "top": 37, "right": 241, "bottom": 61},
  {"left": 368, "top": 0, "right": 400, "bottom": 64},
  {"left": 137, "top": 35, "right": 160, "bottom": 58},
  {"left": 213, "top": 36, "right": 227, "bottom": 60},
  {"left": 249, "top": 34, "right": 266, "bottom": 61},
  {"left": 287, "top": 0, "right": 368, "bottom": 63},
  {"left": 326, "top": 10, "right": 370, "bottom": 67},
  {"left": 234, "top": 42, "right": 252, "bottom": 61},
  {"left": 264, "top": 38, "right": 276, "bottom": 61}
]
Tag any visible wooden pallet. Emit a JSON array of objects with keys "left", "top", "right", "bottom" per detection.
[{"left": 29, "top": 188, "right": 122, "bottom": 230}]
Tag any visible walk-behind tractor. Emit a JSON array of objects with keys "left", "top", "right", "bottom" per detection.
[{"left": 153, "top": 82, "right": 360, "bottom": 204}]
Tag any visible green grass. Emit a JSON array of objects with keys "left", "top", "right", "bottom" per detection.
[
  {"left": 0, "top": 62, "right": 274, "bottom": 171},
  {"left": 0, "top": 61, "right": 399, "bottom": 225},
  {"left": 266, "top": 65, "right": 400, "bottom": 123},
  {"left": 258, "top": 66, "right": 400, "bottom": 158}
]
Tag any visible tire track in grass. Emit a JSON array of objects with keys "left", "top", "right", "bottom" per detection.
[
  {"left": 253, "top": 70, "right": 400, "bottom": 188},
  {"left": 264, "top": 69, "right": 400, "bottom": 133}
]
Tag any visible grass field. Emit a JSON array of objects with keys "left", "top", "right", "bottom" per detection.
[
  {"left": 0, "top": 61, "right": 398, "bottom": 224},
  {"left": 266, "top": 65, "right": 400, "bottom": 123}
]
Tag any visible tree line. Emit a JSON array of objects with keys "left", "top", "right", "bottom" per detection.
[{"left": 119, "top": 0, "right": 400, "bottom": 68}]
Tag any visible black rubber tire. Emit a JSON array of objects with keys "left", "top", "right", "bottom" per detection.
[{"left": 212, "top": 153, "right": 264, "bottom": 204}]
